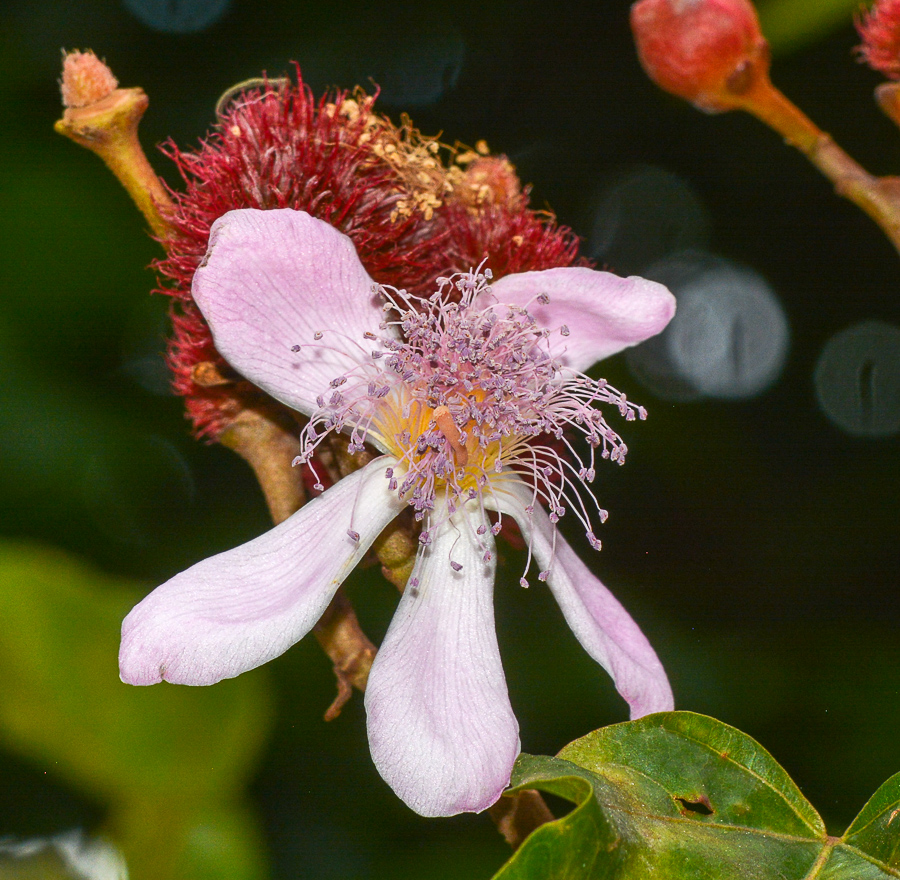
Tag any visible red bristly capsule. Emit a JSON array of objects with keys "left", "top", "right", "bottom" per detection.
[
  {"left": 630, "top": 0, "right": 769, "bottom": 113},
  {"left": 857, "top": 0, "right": 900, "bottom": 81}
]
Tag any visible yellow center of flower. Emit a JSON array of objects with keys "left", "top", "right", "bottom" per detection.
[{"left": 294, "top": 266, "right": 644, "bottom": 550}]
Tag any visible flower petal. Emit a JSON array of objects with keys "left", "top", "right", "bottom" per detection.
[
  {"left": 193, "top": 208, "right": 393, "bottom": 417},
  {"left": 487, "top": 267, "right": 676, "bottom": 372},
  {"left": 120, "top": 457, "right": 405, "bottom": 686},
  {"left": 365, "top": 505, "right": 519, "bottom": 817},
  {"left": 492, "top": 479, "right": 673, "bottom": 718}
]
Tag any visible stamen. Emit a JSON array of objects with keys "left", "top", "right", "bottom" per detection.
[{"left": 295, "top": 265, "right": 647, "bottom": 570}]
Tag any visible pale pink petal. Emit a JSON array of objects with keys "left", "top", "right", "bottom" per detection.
[
  {"left": 492, "top": 479, "right": 674, "bottom": 718},
  {"left": 486, "top": 267, "right": 676, "bottom": 372},
  {"left": 365, "top": 506, "right": 519, "bottom": 817},
  {"left": 120, "top": 457, "right": 404, "bottom": 686},
  {"left": 193, "top": 208, "right": 394, "bottom": 417}
]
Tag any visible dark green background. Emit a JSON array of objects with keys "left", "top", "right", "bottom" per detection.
[{"left": 0, "top": 0, "right": 897, "bottom": 876}]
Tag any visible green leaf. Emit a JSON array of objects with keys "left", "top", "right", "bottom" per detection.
[
  {"left": 491, "top": 758, "right": 622, "bottom": 879},
  {"left": 112, "top": 800, "right": 269, "bottom": 880},
  {"left": 493, "top": 712, "right": 900, "bottom": 879},
  {"left": 838, "top": 772, "right": 900, "bottom": 872},
  {"left": 0, "top": 541, "right": 273, "bottom": 880}
]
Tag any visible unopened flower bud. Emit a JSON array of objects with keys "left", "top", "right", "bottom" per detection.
[{"left": 630, "top": 0, "right": 769, "bottom": 113}]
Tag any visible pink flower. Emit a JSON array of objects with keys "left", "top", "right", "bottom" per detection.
[{"left": 119, "top": 208, "right": 676, "bottom": 816}]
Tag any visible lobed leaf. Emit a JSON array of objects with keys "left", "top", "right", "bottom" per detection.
[{"left": 493, "top": 712, "right": 900, "bottom": 879}]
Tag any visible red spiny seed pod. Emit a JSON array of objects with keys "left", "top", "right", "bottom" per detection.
[
  {"left": 857, "top": 0, "right": 900, "bottom": 81},
  {"left": 435, "top": 148, "right": 588, "bottom": 291},
  {"left": 441, "top": 202, "right": 587, "bottom": 280},
  {"left": 157, "top": 69, "right": 448, "bottom": 437},
  {"left": 630, "top": 0, "right": 769, "bottom": 113},
  {"left": 156, "top": 66, "right": 587, "bottom": 439}
]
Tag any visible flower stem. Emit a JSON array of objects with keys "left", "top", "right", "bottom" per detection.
[
  {"left": 55, "top": 88, "right": 175, "bottom": 241},
  {"left": 736, "top": 75, "right": 900, "bottom": 254},
  {"left": 488, "top": 789, "right": 557, "bottom": 850},
  {"left": 219, "top": 406, "right": 307, "bottom": 524},
  {"left": 314, "top": 593, "right": 377, "bottom": 722},
  {"left": 220, "top": 406, "right": 377, "bottom": 721}
]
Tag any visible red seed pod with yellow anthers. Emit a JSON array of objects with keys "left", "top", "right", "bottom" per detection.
[{"left": 154, "top": 67, "right": 586, "bottom": 439}]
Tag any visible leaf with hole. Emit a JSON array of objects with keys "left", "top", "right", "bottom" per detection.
[{"left": 492, "top": 712, "right": 900, "bottom": 879}]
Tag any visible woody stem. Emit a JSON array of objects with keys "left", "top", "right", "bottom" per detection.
[
  {"left": 55, "top": 88, "right": 175, "bottom": 241},
  {"left": 219, "top": 406, "right": 377, "bottom": 722},
  {"left": 737, "top": 75, "right": 900, "bottom": 256}
]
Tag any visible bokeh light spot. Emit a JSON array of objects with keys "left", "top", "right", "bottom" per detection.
[
  {"left": 814, "top": 320, "right": 900, "bottom": 437},
  {"left": 628, "top": 252, "right": 790, "bottom": 401},
  {"left": 587, "top": 166, "right": 710, "bottom": 276},
  {"left": 122, "top": 0, "right": 230, "bottom": 33}
]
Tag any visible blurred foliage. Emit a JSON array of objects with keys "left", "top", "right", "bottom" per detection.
[
  {"left": 495, "top": 713, "right": 900, "bottom": 879},
  {"left": 0, "top": 830, "right": 127, "bottom": 879},
  {"left": 759, "top": 0, "right": 862, "bottom": 54},
  {"left": 0, "top": 542, "right": 272, "bottom": 879}
]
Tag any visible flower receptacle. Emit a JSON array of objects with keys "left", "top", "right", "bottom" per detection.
[{"left": 55, "top": 52, "right": 173, "bottom": 241}]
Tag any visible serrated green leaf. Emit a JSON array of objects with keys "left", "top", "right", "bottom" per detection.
[
  {"left": 560, "top": 711, "right": 824, "bottom": 839},
  {"left": 491, "top": 759, "right": 621, "bottom": 878},
  {"left": 493, "top": 712, "right": 900, "bottom": 879}
]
